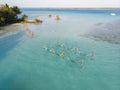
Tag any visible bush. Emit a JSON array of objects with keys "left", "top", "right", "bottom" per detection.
[{"left": 35, "top": 19, "right": 43, "bottom": 23}]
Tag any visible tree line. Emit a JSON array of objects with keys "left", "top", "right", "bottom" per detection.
[{"left": 0, "top": 4, "right": 28, "bottom": 26}]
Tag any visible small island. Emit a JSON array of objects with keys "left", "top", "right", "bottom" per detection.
[{"left": 0, "top": 4, "right": 42, "bottom": 26}]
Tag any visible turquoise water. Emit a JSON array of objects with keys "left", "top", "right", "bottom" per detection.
[{"left": 0, "top": 9, "right": 120, "bottom": 90}]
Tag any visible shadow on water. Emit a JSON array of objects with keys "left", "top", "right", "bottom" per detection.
[
  {"left": 0, "top": 31, "right": 24, "bottom": 61},
  {"left": 0, "top": 31, "right": 29, "bottom": 90},
  {"left": 0, "top": 75, "right": 27, "bottom": 90},
  {"left": 83, "top": 19, "right": 120, "bottom": 44}
]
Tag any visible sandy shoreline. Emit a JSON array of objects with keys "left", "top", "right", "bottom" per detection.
[
  {"left": 0, "top": 20, "right": 42, "bottom": 30},
  {"left": 11, "top": 19, "right": 43, "bottom": 25}
]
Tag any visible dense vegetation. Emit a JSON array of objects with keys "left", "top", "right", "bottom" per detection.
[{"left": 0, "top": 4, "right": 27, "bottom": 26}]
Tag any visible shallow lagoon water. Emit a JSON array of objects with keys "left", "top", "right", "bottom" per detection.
[{"left": 0, "top": 9, "right": 120, "bottom": 90}]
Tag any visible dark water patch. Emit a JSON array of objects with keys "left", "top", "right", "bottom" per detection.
[
  {"left": 0, "top": 31, "right": 24, "bottom": 61},
  {"left": 84, "top": 20, "right": 120, "bottom": 44},
  {"left": 0, "top": 75, "right": 27, "bottom": 90}
]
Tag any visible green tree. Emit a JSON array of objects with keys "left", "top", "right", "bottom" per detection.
[
  {"left": 22, "top": 14, "right": 28, "bottom": 21},
  {"left": 5, "top": 4, "right": 9, "bottom": 8},
  {"left": 0, "top": 17, "right": 5, "bottom": 25},
  {"left": 11, "top": 6, "right": 21, "bottom": 14},
  {"left": 0, "top": 4, "right": 28, "bottom": 26}
]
